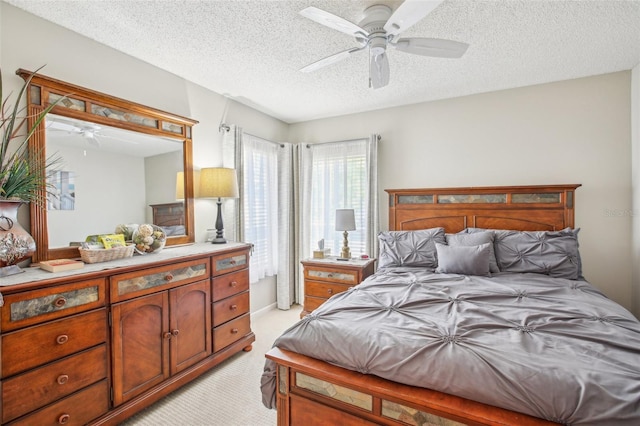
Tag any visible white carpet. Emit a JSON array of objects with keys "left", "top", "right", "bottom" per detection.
[{"left": 121, "top": 305, "right": 302, "bottom": 426}]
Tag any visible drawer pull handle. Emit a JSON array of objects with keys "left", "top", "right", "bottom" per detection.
[
  {"left": 230, "top": 304, "right": 238, "bottom": 311},
  {"left": 327, "top": 273, "right": 333, "bottom": 278},
  {"left": 56, "top": 335, "right": 69, "bottom": 345},
  {"left": 54, "top": 297, "right": 67, "bottom": 308},
  {"left": 58, "top": 413, "right": 70, "bottom": 424},
  {"left": 163, "top": 332, "right": 172, "bottom": 339},
  {"left": 327, "top": 289, "right": 333, "bottom": 294},
  {"left": 165, "top": 273, "right": 174, "bottom": 281},
  {"left": 230, "top": 281, "right": 238, "bottom": 287},
  {"left": 57, "top": 374, "right": 69, "bottom": 385},
  {"left": 172, "top": 329, "right": 180, "bottom": 336},
  {"left": 231, "top": 328, "right": 239, "bottom": 334},
  {"left": 230, "top": 259, "right": 236, "bottom": 265}
]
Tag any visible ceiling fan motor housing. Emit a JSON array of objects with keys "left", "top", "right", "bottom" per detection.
[{"left": 360, "top": 4, "right": 392, "bottom": 56}]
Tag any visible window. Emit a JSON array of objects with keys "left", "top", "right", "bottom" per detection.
[{"left": 304, "top": 140, "right": 370, "bottom": 257}]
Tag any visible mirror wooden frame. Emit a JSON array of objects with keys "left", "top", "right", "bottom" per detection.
[{"left": 17, "top": 69, "right": 198, "bottom": 263}]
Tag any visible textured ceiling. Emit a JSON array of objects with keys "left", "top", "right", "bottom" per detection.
[{"left": 5, "top": 0, "right": 640, "bottom": 124}]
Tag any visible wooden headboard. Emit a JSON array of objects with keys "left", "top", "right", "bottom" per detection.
[
  {"left": 386, "top": 184, "right": 581, "bottom": 232},
  {"left": 150, "top": 202, "right": 185, "bottom": 227}
]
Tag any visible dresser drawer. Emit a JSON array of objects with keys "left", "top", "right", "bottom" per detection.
[
  {"left": 2, "top": 345, "right": 108, "bottom": 423},
  {"left": 212, "top": 269, "right": 249, "bottom": 302},
  {"left": 305, "top": 280, "right": 351, "bottom": 299},
  {"left": 303, "top": 265, "right": 359, "bottom": 285},
  {"left": 111, "top": 257, "right": 209, "bottom": 302},
  {"left": 8, "top": 379, "right": 109, "bottom": 426},
  {"left": 2, "top": 308, "right": 108, "bottom": 378},
  {"left": 213, "top": 313, "right": 251, "bottom": 352},
  {"left": 212, "top": 249, "right": 249, "bottom": 276},
  {"left": 213, "top": 291, "right": 249, "bottom": 326},
  {"left": 1, "top": 278, "right": 106, "bottom": 332}
]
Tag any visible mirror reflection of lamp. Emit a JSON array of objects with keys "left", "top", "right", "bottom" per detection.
[
  {"left": 336, "top": 209, "right": 356, "bottom": 259},
  {"left": 198, "top": 168, "right": 239, "bottom": 244},
  {"left": 175, "top": 170, "right": 200, "bottom": 200}
]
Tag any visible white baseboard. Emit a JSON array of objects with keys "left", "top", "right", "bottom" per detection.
[{"left": 250, "top": 302, "right": 277, "bottom": 320}]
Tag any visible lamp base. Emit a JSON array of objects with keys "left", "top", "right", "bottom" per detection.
[
  {"left": 211, "top": 197, "right": 228, "bottom": 244},
  {"left": 340, "top": 230, "right": 351, "bottom": 259}
]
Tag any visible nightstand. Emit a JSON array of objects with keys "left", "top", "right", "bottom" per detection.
[{"left": 300, "top": 257, "right": 376, "bottom": 318}]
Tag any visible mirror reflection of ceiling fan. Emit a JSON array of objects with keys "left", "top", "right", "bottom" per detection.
[
  {"left": 47, "top": 117, "right": 138, "bottom": 148},
  {"left": 299, "top": 0, "right": 469, "bottom": 89}
]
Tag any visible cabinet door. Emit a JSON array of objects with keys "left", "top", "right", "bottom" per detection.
[
  {"left": 112, "top": 292, "right": 170, "bottom": 406},
  {"left": 169, "top": 280, "right": 212, "bottom": 374}
]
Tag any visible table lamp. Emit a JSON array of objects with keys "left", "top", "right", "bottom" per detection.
[
  {"left": 199, "top": 167, "right": 239, "bottom": 244},
  {"left": 336, "top": 209, "right": 356, "bottom": 259}
]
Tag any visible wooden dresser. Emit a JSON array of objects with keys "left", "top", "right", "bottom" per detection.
[
  {"left": 0, "top": 243, "right": 254, "bottom": 425},
  {"left": 301, "top": 257, "right": 375, "bottom": 318}
]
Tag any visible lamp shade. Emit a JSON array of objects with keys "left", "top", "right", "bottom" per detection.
[
  {"left": 199, "top": 167, "right": 239, "bottom": 199},
  {"left": 335, "top": 209, "right": 356, "bottom": 231}
]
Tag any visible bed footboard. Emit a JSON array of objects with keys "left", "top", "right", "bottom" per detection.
[{"left": 266, "top": 348, "right": 558, "bottom": 426}]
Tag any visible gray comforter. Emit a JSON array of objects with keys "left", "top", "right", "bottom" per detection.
[{"left": 261, "top": 267, "right": 640, "bottom": 425}]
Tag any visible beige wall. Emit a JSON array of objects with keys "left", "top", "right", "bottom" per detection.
[
  {"left": 1, "top": 3, "right": 288, "bottom": 312},
  {"left": 290, "top": 72, "right": 634, "bottom": 314}
]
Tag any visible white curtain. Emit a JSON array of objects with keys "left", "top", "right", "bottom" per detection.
[
  {"left": 242, "top": 134, "right": 279, "bottom": 283},
  {"left": 224, "top": 127, "right": 296, "bottom": 309},
  {"left": 224, "top": 129, "right": 378, "bottom": 309},
  {"left": 277, "top": 143, "right": 296, "bottom": 309}
]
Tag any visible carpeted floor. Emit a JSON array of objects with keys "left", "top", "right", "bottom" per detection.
[{"left": 121, "top": 304, "right": 302, "bottom": 426}]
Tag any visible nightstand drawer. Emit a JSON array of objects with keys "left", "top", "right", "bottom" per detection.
[
  {"left": 304, "top": 265, "right": 358, "bottom": 284},
  {"left": 213, "top": 291, "right": 250, "bottom": 326},
  {"left": 303, "top": 296, "right": 326, "bottom": 313},
  {"left": 2, "top": 345, "right": 108, "bottom": 423},
  {"left": 2, "top": 308, "right": 108, "bottom": 377},
  {"left": 305, "top": 280, "right": 351, "bottom": 298}
]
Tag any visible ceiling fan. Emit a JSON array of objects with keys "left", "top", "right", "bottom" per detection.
[{"left": 299, "top": 0, "right": 469, "bottom": 89}]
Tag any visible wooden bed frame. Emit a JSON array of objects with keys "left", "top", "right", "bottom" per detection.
[{"left": 266, "top": 184, "right": 581, "bottom": 426}]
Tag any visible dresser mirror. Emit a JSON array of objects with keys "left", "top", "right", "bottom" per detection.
[
  {"left": 45, "top": 114, "right": 186, "bottom": 247},
  {"left": 18, "top": 69, "right": 197, "bottom": 262}
]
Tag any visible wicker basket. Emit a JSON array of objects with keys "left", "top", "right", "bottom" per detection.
[{"left": 79, "top": 244, "right": 135, "bottom": 264}]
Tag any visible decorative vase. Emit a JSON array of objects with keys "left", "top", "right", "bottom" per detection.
[{"left": 0, "top": 200, "right": 36, "bottom": 276}]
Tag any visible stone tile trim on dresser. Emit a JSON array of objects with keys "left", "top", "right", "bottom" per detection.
[{"left": 0, "top": 242, "right": 255, "bottom": 425}]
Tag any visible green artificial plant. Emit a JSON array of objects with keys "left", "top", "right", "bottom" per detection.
[{"left": 0, "top": 66, "right": 61, "bottom": 205}]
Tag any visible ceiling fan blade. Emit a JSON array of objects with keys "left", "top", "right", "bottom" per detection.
[
  {"left": 384, "top": 0, "right": 444, "bottom": 38},
  {"left": 300, "top": 47, "right": 365, "bottom": 73},
  {"left": 369, "top": 53, "right": 390, "bottom": 89},
  {"left": 394, "top": 38, "right": 469, "bottom": 58},
  {"left": 300, "top": 6, "right": 368, "bottom": 37}
]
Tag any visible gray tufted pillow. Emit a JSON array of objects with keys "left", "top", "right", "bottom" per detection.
[
  {"left": 435, "top": 243, "right": 492, "bottom": 276},
  {"left": 447, "top": 231, "right": 499, "bottom": 273},
  {"left": 466, "top": 227, "right": 582, "bottom": 279},
  {"left": 378, "top": 228, "right": 446, "bottom": 269}
]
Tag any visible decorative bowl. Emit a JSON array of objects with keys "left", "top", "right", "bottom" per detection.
[{"left": 132, "top": 224, "right": 166, "bottom": 255}]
